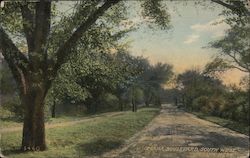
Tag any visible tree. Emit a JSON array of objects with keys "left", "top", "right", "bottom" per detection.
[
  {"left": 177, "top": 69, "right": 225, "bottom": 109},
  {"left": 1, "top": 0, "right": 247, "bottom": 151},
  {"left": 209, "top": 17, "right": 250, "bottom": 73},
  {"left": 113, "top": 51, "right": 147, "bottom": 111},
  {"left": 137, "top": 62, "right": 173, "bottom": 106},
  {"left": 0, "top": 0, "right": 171, "bottom": 151}
]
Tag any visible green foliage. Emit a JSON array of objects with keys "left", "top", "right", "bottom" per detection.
[
  {"left": 141, "top": 0, "right": 171, "bottom": 30},
  {"left": 131, "top": 61, "right": 174, "bottom": 107},
  {"left": 177, "top": 69, "right": 225, "bottom": 107},
  {"left": 203, "top": 57, "right": 231, "bottom": 77},
  {"left": 0, "top": 2, "right": 23, "bottom": 35},
  {"left": 192, "top": 96, "right": 210, "bottom": 111},
  {"left": 177, "top": 68, "right": 249, "bottom": 124},
  {"left": 0, "top": 106, "right": 15, "bottom": 119},
  {"left": 209, "top": 12, "right": 250, "bottom": 73},
  {"left": 1, "top": 96, "right": 22, "bottom": 119},
  {"left": 193, "top": 111, "right": 249, "bottom": 136}
]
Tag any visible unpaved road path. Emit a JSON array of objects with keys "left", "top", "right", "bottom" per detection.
[
  {"left": 0, "top": 112, "right": 124, "bottom": 133},
  {"left": 104, "top": 104, "right": 249, "bottom": 158}
]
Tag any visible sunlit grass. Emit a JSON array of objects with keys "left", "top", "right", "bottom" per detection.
[
  {"left": 1, "top": 107, "right": 159, "bottom": 158},
  {"left": 192, "top": 112, "right": 249, "bottom": 136}
]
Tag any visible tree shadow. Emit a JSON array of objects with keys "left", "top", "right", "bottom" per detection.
[
  {"left": 2, "top": 148, "right": 23, "bottom": 156},
  {"left": 1, "top": 116, "right": 23, "bottom": 122},
  {"left": 149, "top": 124, "right": 249, "bottom": 149},
  {"left": 76, "top": 138, "right": 124, "bottom": 156}
]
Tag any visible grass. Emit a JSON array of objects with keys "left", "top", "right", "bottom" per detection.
[
  {"left": 0, "top": 115, "right": 86, "bottom": 128},
  {"left": 0, "top": 107, "right": 159, "bottom": 158},
  {"left": 192, "top": 111, "right": 249, "bottom": 136}
]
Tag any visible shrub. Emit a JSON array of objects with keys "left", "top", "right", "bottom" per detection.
[
  {"left": 2, "top": 96, "right": 23, "bottom": 119},
  {"left": 208, "top": 97, "right": 225, "bottom": 116},
  {"left": 192, "top": 96, "right": 209, "bottom": 112}
]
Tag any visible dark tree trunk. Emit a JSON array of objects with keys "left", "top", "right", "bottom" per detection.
[
  {"left": 132, "top": 99, "right": 134, "bottom": 112},
  {"left": 118, "top": 98, "right": 123, "bottom": 111},
  {"left": 93, "top": 102, "right": 97, "bottom": 114},
  {"left": 120, "top": 103, "right": 123, "bottom": 111},
  {"left": 132, "top": 98, "right": 137, "bottom": 112},
  {"left": 21, "top": 86, "right": 47, "bottom": 151},
  {"left": 175, "top": 97, "right": 178, "bottom": 106},
  {"left": 51, "top": 99, "right": 56, "bottom": 118}
]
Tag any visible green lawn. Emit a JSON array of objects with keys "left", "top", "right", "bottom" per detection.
[
  {"left": 1, "top": 108, "right": 159, "bottom": 158},
  {"left": 0, "top": 108, "right": 90, "bottom": 128},
  {"left": 192, "top": 112, "right": 249, "bottom": 136}
]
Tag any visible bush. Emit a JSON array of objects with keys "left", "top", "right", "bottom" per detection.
[
  {"left": 208, "top": 97, "right": 225, "bottom": 116},
  {"left": 1, "top": 96, "right": 23, "bottom": 119},
  {"left": 98, "top": 93, "right": 120, "bottom": 112},
  {"left": 0, "top": 106, "right": 14, "bottom": 119},
  {"left": 192, "top": 96, "right": 209, "bottom": 111}
]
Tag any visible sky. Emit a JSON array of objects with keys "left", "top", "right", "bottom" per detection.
[
  {"left": 123, "top": 1, "right": 246, "bottom": 85},
  {"left": 57, "top": 1, "right": 247, "bottom": 85}
]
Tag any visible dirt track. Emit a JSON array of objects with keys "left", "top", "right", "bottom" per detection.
[{"left": 103, "top": 104, "right": 249, "bottom": 158}]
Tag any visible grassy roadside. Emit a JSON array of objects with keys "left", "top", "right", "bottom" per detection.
[
  {"left": 0, "top": 108, "right": 91, "bottom": 128},
  {"left": 192, "top": 111, "right": 249, "bottom": 136},
  {"left": 0, "top": 116, "right": 85, "bottom": 129},
  {"left": 0, "top": 107, "right": 159, "bottom": 158}
]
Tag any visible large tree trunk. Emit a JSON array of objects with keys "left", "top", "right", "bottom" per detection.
[{"left": 21, "top": 86, "right": 47, "bottom": 151}]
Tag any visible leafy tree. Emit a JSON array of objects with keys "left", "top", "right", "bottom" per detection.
[
  {"left": 209, "top": 17, "right": 250, "bottom": 73},
  {"left": 139, "top": 62, "right": 173, "bottom": 106},
  {"left": 205, "top": 1, "right": 249, "bottom": 75},
  {"left": 177, "top": 69, "right": 225, "bottom": 110},
  {"left": 0, "top": 0, "right": 171, "bottom": 150},
  {"left": 1, "top": 0, "right": 248, "bottom": 151}
]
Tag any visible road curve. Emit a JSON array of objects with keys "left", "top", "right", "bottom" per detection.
[{"left": 104, "top": 104, "right": 249, "bottom": 158}]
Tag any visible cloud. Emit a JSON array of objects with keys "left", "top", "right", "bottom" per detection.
[
  {"left": 190, "top": 17, "right": 230, "bottom": 38},
  {"left": 183, "top": 34, "right": 200, "bottom": 44}
]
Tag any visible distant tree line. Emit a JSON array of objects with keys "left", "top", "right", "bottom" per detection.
[{"left": 175, "top": 68, "right": 249, "bottom": 124}]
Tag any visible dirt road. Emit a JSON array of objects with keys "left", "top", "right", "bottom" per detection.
[{"left": 104, "top": 104, "right": 249, "bottom": 158}]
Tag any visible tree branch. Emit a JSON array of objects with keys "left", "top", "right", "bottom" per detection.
[
  {"left": 0, "top": 27, "right": 30, "bottom": 95},
  {"left": 230, "top": 65, "right": 249, "bottom": 73},
  {"left": 211, "top": 0, "right": 238, "bottom": 10},
  {"left": 0, "top": 27, "right": 30, "bottom": 71},
  {"left": 20, "top": 2, "right": 35, "bottom": 52},
  {"left": 226, "top": 51, "right": 250, "bottom": 72},
  {"left": 211, "top": 0, "right": 250, "bottom": 16},
  {"left": 50, "top": 0, "right": 120, "bottom": 82}
]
